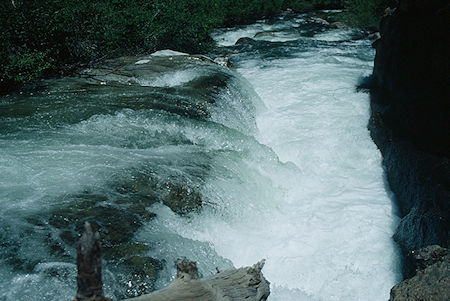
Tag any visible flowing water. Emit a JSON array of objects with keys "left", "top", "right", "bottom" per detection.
[{"left": 0, "top": 12, "right": 400, "bottom": 301}]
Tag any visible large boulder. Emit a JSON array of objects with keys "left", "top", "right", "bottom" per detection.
[
  {"left": 390, "top": 245, "right": 450, "bottom": 301},
  {"left": 369, "top": 0, "right": 449, "bottom": 276}
]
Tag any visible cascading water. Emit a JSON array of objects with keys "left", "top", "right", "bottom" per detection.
[{"left": 0, "top": 11, "right": 400, "bottom": 301}]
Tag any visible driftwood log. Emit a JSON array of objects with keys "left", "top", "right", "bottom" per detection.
[
  {"left": 75, "top": 223, "right": 270, "bottom": 301},
  {"left": 125, "top": 259, "right": 270, "bottom": 301}
]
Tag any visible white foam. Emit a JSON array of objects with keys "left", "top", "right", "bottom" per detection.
[
  {"left": 147, "top": 18, "right": 401, "bottom": 301},
  {"left": 314, "top": 29, "right": 355, "bottom": 41},
  {"left": 151, "top": 49, "right": 189, "bottom": 57},
  {"left": 133, "top": 69, "right": 200, "bottom": 87},
  {"left": 211, "top": 21, "right": 299, "bottom": 46},
  {"left": 234, "top": 51, "right": 400, "bottom": 300},
  {"left": 135, "top": 59, "right": 150, "bottom": 65}
]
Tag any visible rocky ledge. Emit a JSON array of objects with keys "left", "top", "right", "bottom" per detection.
[
  {"left": 390, "top": 245, "right": 449, "bottom": 301},
  {"left": 369, "top": 0, "right": 449, "bottom": 278}
]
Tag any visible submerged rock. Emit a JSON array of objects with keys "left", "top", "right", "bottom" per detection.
[
  {"left": 235, "top": 37, "right": 257, "bottom": 46},
  {"left": 120, "top": 256, "right": 164, "bottom": 297},
  {"left": 329, "top": 21, "right": 347, "bottom": 29},
  {"left": 367, "top": 31, "right": 381, "bottom": 40},
  {"left": 390, "top": 245, "right": 450, "bottom": 301},
  {"left": 253, "top": 31, "right": 276, "bottom": 38},
  {"left": 309, "top": 16, "right": 330, "bottom": 26},
  {"left": 213, "top": 56, "right": 231, "bottom": 67},
  {"left": 150, "top": 49, "right": 189, "bottom": 57}
]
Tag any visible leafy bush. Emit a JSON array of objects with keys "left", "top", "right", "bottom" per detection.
[
  {"left": 342, "top": 0, "right": 398, "bottom": 29},
  {"left": 151, "top": 0, "right": 225, "bottom": 52},
  {"left": 221, "top": 0, "right": 284, "bottom": 25},
  {"left": 0, "top": 0, "right": 163, "bottom": 91},
  {"left": 0, "top": 0, "right": 393, "bottom": 93},
  {"left": 3, "top": 49, "right": 54, "bottom": 84},
  {"left": 283, "top": 0, "right": 344, "bottom": 11}
]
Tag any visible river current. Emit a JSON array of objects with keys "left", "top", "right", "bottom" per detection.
[{"left": 0, "top": 12, "right": 400, "bottom": 300}]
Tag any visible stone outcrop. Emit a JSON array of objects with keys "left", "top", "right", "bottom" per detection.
[
  {"left": 369, "top": 0, "right": 449, "bottom": 277},
  {"left": 390, "top": 245, "right": 450, "bottom": 301}
]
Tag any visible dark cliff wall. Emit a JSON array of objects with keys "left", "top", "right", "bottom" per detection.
[{"left": 369, "top": 0, "right": 449, "bottom": 277}]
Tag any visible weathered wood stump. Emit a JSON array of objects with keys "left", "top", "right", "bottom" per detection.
[
  {"left": 124, "top": 259, "right": 270, "bottom": 301},
  {"left": 75, "top": 222, "right": 270, "bottom": 301},
  {"left": 74, "top": 222, "right": 111, "bottom": 301}
]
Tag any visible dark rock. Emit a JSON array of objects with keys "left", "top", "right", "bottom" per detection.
[
  {"left": 350, "top": 30, "right": 368, "bottom": 40},
  {"left": 176, "top": 259, "right": 199, "bottom": 280},
  {"left": 253, "top": 31, "right": 276, "bottom": 38},
  {"left": 120, "top": 256, "right": 163, "bottom": 297},
  {"left": 165, "top": 184, "right": 202, "bottom": 214},
  {"left": 367, "top": 32, "right": 381, "bottom": 40},
  {"left": 369, "top": 0, "right": 450, "bottom": 277},
  {"left": 404, "top": 245, "right": 449, "bottom": 278},
  {"left": 329, "top": 21, "right": 347, "bottom": 29},
  {"left": 390, "top": 246, "right": 450, "bottom": 301},
  {"left": 123, "top": 256, "right": 162, "bottom": 280},
  {"left": 213, "top": 56, "right": 231, "bottom": 67},
  {"left": 115, "top": 171, "right": 204, "bottom": 215},
  {"left": 309, "top": 17, "right": 330, "bottom": 26},
  {"left": 235, "top": 37, "right": 257, "bottom": 46},
  {"left": 74, "top": 52, "right": 238, "bottom": 121},
  {"left": 109, "top": 242, "right": 150, "bottom": 258},
  {"left": 371, "top": 39, "right": 380, "bottom": 49}
]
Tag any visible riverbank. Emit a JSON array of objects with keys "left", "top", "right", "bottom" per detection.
[{"left": 1, "top": 0, "right": 392, "bottom": 94}]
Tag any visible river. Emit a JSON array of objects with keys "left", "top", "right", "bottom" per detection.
[{"left": 0, "top": 11, "right": 400, "bottom": 301}]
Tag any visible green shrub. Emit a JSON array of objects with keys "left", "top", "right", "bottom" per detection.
[
  {"left": 283, "top": 0, "right": 344, "bottom": 11},
  {"left": 0, "top": 0, "right": 163, "bottom": 92},
  {"left": 3, "top": 49, "right": 54, "bottom": 84},
  {"left": 342, "top": 0, "right": 397, "bottom": 29},
  {"left": 0, "top": 0, "right": 395, "bottom": 93},
  {"left": 150, "top": 0, "right": 225, "bottom": 52}
]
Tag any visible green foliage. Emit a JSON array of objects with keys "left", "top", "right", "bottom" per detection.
[
  {"left": 283, "top": 0, "right": 344, "bottom": 11},
  {"left": 0, "top": 0, "right": 393, "bottom": 92},
  {"left": 151, "top": 0, "right": 225, "bottom": 52},
  {"left": 341, "top": 0, "right": 397, "bottom": 29},
  {"left": 222, "top": 0, "right": 285, "bottom": 25},
  {"left": 3, "top": 49, "right": 54, "bottom": 84}
]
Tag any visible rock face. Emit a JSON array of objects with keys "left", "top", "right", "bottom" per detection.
[
  {"left": 369, "top": 0, "right": 449, "bottom": 277},
  {"left": 390, "top": 245, "right": 450, "bottom": 301}
]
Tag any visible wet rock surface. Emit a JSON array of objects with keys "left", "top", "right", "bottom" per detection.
[
  {"left": 369, "top": 0, "right": 449, "bottom": 276},
  {"left": 20, "top": 165, "right": 206, "bottom": 298},
  {"left": 390, "top": 245, "right": 450, "bottom": 301},
  {"left": 0, "top": 51, "right": 242, "bottom": 299},
  {"left": 404, "top": 245, "right": 449, "bottom": 278}
]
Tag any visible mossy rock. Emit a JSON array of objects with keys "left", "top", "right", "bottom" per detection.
[
  {"left": 117, "top": 256, "right": 164, "bottom": 298},
  {"left": 108, "top": 242, "right": 150, "bottom": 259},
  {"left": 165, "top": 184, "right": 203, "bottom": 214}
]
